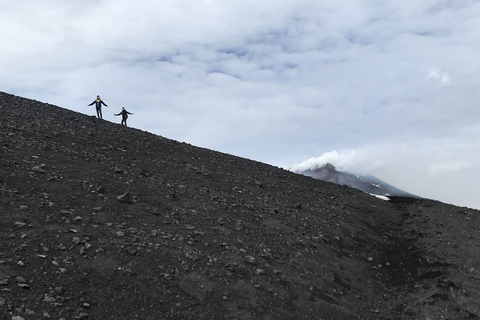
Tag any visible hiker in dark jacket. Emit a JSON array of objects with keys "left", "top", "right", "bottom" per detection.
[
  {"left": 88, "top": 95, "right": 108, "bottom": 119},
  {"left": 115, "top": 107, "right": 134, "bottom": 126}
]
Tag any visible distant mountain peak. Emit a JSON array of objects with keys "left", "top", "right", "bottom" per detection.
[
  {"left": 324, "top": 163, "right": 336, "bottom": 171},
  {"left": 295, "top": 163, "right": 418, "bottom": 199}
]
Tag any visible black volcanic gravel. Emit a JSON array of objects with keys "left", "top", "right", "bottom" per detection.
[{"left": 1, "top": 91, "right": 479, "bottom": 319}]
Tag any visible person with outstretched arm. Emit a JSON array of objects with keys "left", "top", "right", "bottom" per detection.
[
  {"left": 88, "top": 95, "right": 108, "bottom": 119},
  {"left": 115, "top": 107, "right": 134, "bottom": 126}
]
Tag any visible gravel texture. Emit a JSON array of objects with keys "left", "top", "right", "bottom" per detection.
[{"left": 1, "top": 91, "right": 479, "bottom": 319}]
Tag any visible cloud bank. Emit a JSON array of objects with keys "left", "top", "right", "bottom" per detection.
[{"left": 290, "top": 136, "right": 480, "bottom": 209}]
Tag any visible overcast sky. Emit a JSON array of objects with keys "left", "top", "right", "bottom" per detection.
[{"left": 1, "top": 0, "right": 479, "bottom": 209}]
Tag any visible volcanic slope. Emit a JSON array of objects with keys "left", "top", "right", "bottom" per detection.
[{"left": 1, "top": 91, "right": 479, "bottom": 320}]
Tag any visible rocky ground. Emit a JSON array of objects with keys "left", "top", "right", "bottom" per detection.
[{"left": 0, "top": 91, "right": 479, "bottom": 320}]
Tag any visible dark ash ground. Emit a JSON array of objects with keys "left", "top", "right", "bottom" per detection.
[{"left": 1, "top": 92, "right": 479, "bottom": 319}]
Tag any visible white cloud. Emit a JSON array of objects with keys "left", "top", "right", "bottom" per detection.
[
  {"left": 428, "top": 161, "right": 473, "bottom": 174},
  {"left": 289, "top": 150, "right": 384, "bottom": 174},
  {"left": 427, "top": 69, "right": 451, "bottom": 85}
]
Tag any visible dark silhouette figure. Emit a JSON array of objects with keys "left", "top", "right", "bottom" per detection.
[
  {"left": 115, "top": 107, "right": 134, "bottom": 126},
  {"left": 88, "top": 95, "right": 108, "bottom": 119}
]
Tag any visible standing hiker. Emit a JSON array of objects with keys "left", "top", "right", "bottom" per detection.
[
  {"left": 88, "top": 95, "right": 108, "bottom": 119},
  {"left": 115, "top": 107, "right": 134, "bottom": 126}
]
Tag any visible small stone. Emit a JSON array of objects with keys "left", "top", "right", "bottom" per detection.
[
  {"left": 255, "top": 269, "right": 265, "bottom": 275},
  {"left": 139, "top": 170, "right": 151, "bottom": 177},
  {"left": 32, "top": 165, "right": 46, "bottom": 173},
  {"left": 245, "top": 256, "right": 255, "bottom": 264},
  {"left": 117, "top": 192, "right": 133, "bottom": 204}
]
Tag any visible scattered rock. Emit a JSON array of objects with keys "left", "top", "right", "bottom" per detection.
[
  {"left": 0, "top": 92, "right": 478, "bottom": 320},
  {"left": 31, "top": 165, "right": 46, "bottom": 173},
  {"left": 245, "top": 256, "right": 256, "bottom": 264},
  {"left": 117, "top": 192, "right": 133, "bottom": 204}
]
